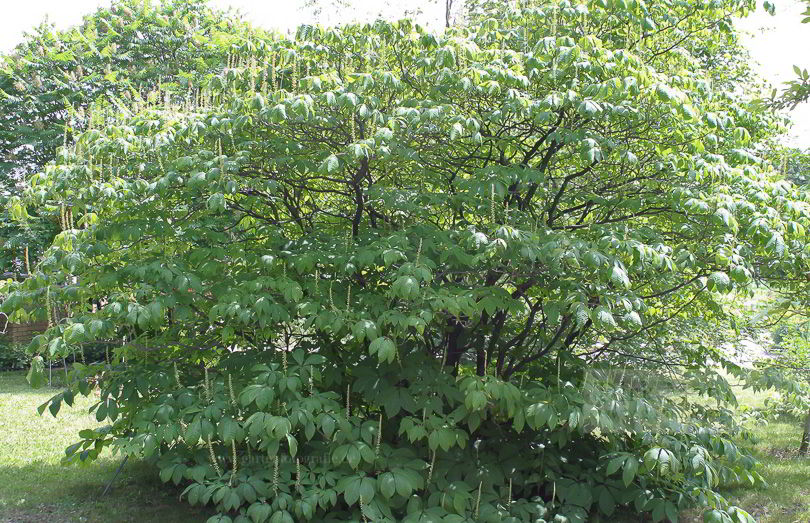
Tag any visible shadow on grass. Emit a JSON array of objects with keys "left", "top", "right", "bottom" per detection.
[
  {"left": 0, "top": 387, "right": 77, "bottom": 400},
  {"left": 0, "top": 459, "right": 213, "bottom": 523},
  {"left": 0, "top": 371, "right": 74, "bottom": 396}
]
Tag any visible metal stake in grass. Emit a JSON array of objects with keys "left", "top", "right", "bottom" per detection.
[{"left": 100, "top": 455, "right": 129, "bottom": 497}]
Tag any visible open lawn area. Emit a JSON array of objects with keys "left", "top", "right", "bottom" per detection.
[
  {"left": 677, "top": 378, "right": 810, "bottom": 523},
  {"left": 715, "top": 382, "right": 810, "bottom": 523},
  {"left": 0, "top": 371, "right": 211, "bottom": 523},
  {"left": 718, "top": 420, "right": 810, "bottom": 523}
]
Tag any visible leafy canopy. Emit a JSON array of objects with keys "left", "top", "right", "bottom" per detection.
[{"left": 4, "top": 0, "right": 809, "bottom": 522}]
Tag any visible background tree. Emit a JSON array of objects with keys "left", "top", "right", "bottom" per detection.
[
  {"left": 769, "top": 329, "right": 810, "bottom": 454},
  {"left": 0, "top": 0, "right": 256, "bottom": 272},
  {"left": 744, "top": 145, "right": 810, "bottom": 457},
  {"left": 748, "top": 0, "right": 810, "bottom": 454}
]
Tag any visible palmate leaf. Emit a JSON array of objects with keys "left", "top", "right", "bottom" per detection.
[
  {"left": 624, "top": 311, "right": 643, "bottom": 328},
  {"left": 369, "top": 336, "right": 397, "bottom": 363},
  {"left": 606, "top": 455, "right": 627, "bottom": 476},
  {"left": 644, "top": 447, "right": 680, "bottom": 475},
  {"left": 708, "top": 271, "right": 731, "bottom": 292},
  {"left": 351, "top": 319, "right": 378, "bottom": 342},
  {"left": 338, "top": 475, "right": 376, "bottom": 507},
  {"left": 572, "top": 303, "right": 590, "bottom": 328},
  {"left": 391, "top": 275, "right": 419, "bottom": 300},
  {"left": 247, "top": 502, "right": 271, "bottom": 523}
]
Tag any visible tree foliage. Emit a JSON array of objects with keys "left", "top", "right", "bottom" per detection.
[
  {"left": 4, "top": 0, "right": 810, "bottom": 521},
  {"left": 0, "top": 0, "right": 254, "bottom": 271}
]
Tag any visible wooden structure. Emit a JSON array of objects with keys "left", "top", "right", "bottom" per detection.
[
  {"left": 2, "top": 272, "right": 48, "bottom": 345},
  {"left": 1, "top": 319, "right": 49, "bottom": 345}
]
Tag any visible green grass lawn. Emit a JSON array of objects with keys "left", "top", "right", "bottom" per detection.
[
  {"left": 679, "top": 378, "right": 810, "bottom": 522},
  {"left": 719, "top": 420, "right": 810, "bottom": 523},
  {"left": 0, "top": 371, "right": 211, "bottom": 523},
  {"left": 717, "top": 382, "right": 810, "bottom": 523}
]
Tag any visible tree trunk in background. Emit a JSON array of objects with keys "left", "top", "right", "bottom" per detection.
[{"left": 800, "top": 408, "right": 810, "bottom": 456}]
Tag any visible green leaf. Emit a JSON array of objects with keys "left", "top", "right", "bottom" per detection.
[
  {"left": 578, "top": 99, "right": 602, "bottom": 117},
  {"left": 26, "top": 356, "right": 46, "bottom": 389},
  {"left": 623, "top": 457, "right": 639, "bottom": 486},
  {"left": 610, "top": 265, "right": 630, "bottom": 289},
  {"left": 352, "top": 319, "right": 378, "bottom": 342},
  {"left": 369, "top": 336, "right": 397, "bottom": 363},
  {"left": 665, "top": 501, "right": 679, "bottom": 523},
  {"left": 624, "top": 311, "right": 642, "bottom": 328},
  {"left": 580, "top": 138, "right": 602, "bottom": 164},
  {"left": 247, "top": 502, "right": 272, "bottom": 523},
  {"left": 392, "top": 275, "right": 419, "bottom": 299},
  {"left": 207, "top": 193, "right": 227, "bottom": 212},
  {"left": 269, "top": 104, "right": 287, "bottom": 122},
  {"left": 320, "top": 154, "right": 339, "bottom": 174},
  {"left": 708, "top": 271, "right": 731, "bottom": 292},
  {"left": 593, "top": 306, "right": 617, "bottom": 330},
  {"left": 598, "top": 487, "right": 616, "bottom": 516},
  {"left": 606, "top": 455, "right": 627, "bottom": 476}
]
